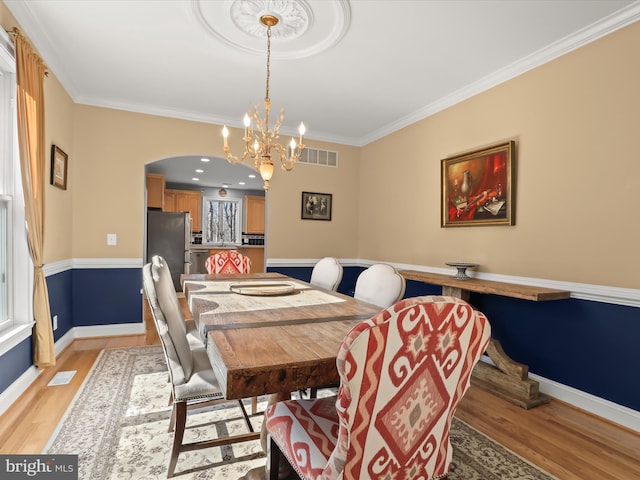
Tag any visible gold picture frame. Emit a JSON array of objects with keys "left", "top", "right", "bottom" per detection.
[
  {"left": 441, "top": 141, "right": 515, "bottom": 227},
  {"left": 50, "top": 145, "right": 68, "bottom": 190}
]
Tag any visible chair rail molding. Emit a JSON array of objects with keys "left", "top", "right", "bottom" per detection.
[{"left": 268, "top": 258, "right": 640, "bottom": 308}]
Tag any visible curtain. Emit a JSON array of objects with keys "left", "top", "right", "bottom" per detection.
[{"left": 14, "top": 30, "right": 55, "bottom": 368}]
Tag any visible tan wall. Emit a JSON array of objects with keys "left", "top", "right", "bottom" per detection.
[
  {"left": 359, "top": 21, "right": 640, "bottom": 289},
  {"left": 264, "top": 139, "right": 361, "bottom": 259},
  {"left": 5, "top": 0, "right": 638, "bottom": 289},
  {"left": 69, "top": 106, "right": 361, "bottom": 260},
  {"left": 0, "top": 3, "right": 76, "bottom": 264},
  {"left": 44, "top": 74, "right": 74, "bottom": 262}
]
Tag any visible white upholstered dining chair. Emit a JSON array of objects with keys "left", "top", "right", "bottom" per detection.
[
  {"left": 353, "top": 263, "right": 406, "bottom": 308},
  {"left": 143, "top": 258, "right": 260, "bottom": 477},
  {"left": 309, "top": 257, "right": 343, "bottom": 291}
]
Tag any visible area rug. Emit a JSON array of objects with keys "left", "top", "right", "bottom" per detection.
[{"left": 44, "top": 346, "right": 557, "bottom": 479}]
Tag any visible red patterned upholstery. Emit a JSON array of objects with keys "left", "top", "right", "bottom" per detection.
[
  {"left": 264, "top": 295, "right": 491, "bottom": 480},
  {"left": 204, "top": 250, "right": 251, "bottom": 274}
]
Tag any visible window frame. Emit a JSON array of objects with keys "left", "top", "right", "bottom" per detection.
[
  {"left": 0, "top": 29, "right": 34, "bottom": 356},
  {"left": 202, "top": 196, "right": 242, "bottom": 246}
]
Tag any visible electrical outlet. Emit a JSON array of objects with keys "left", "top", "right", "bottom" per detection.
[
  {"left": 53, "top": 315, "right": 58, "bottom": 331},
  {"left": 107, "top": 233, "right": 117, "bottom": 246}
]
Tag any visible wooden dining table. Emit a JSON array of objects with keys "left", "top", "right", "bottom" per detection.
[{"left": 181, "top": 272, "right": 382, "bottom": 479}]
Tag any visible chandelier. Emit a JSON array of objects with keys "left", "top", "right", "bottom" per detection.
[{"left": 222, "top": 14, "right": 305, "bottom": 191}]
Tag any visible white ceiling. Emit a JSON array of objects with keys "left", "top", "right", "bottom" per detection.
[{"left": 6, "top": 0, "right": 640, "bottom": 188}]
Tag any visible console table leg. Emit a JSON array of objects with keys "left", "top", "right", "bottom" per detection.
[
  {"left": 472, "top": 338, "right": 549, "bottom": 409},
  {"left": 441, "top": 285, "right": 548, "bottom": 409}
]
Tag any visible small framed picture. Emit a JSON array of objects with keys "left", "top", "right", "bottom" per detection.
[
  {"left": 50, "top": 145, "right": 68, "bottom": 190},
  {"left": 301, "top": 192, "right": 332, "bottom": 221}
]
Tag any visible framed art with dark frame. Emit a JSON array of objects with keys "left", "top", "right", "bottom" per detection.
[
  {"left": 441, "top": 140, "right": 515, "bottom": 227},
  {"left": 50, "top": 145, "right": 68, "bottom": 190},
  {"left": 301, "top": 192, "right": 332, "bottom": 221}
]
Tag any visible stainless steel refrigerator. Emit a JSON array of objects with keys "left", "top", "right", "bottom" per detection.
[{"left": 146, "top": 210, "right": 191, "bottom": 291}]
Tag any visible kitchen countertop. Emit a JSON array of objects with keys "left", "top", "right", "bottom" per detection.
[{"left": 190, "top": 244, "right": 264, "bottom": 251}]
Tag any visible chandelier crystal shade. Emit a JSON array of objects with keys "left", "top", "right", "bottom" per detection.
[{"left": 222, "top": 14, "right": 305, "bottom": 191}]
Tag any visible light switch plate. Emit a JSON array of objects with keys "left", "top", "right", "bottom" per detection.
[{"left": 107, "top": 233, "right": 117, "bottom": 246}]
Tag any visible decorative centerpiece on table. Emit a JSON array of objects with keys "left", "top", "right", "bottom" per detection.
[{"left": 445, "top": 262, "right": 479, "bottom": 280}]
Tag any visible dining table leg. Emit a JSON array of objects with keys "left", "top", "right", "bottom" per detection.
[{"left": 240, "top": 391, "right": 295, "bottom": 480}]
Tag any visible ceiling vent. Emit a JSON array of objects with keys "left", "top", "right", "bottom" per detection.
[{"left": 298, "top": 147, "right": 338, "bottom": 167}]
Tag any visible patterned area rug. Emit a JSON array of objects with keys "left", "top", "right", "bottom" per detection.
[{"left": 44, "top": 346, "right": 557, "bottom": 479}]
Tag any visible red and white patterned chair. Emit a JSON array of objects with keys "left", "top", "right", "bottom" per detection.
[
  {"left": 264, "top": 295, "right": 491, "bottom": 480},
  {"left": 204, "top": 250, "right": 251, "bottom": 274}
]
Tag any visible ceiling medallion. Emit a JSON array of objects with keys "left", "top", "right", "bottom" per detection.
[
  {"left": 192, "top": 0, "right": 351, "bottom": 59},
  {"left": 230, "top": 0, "right": 309, "bottom": 40}
]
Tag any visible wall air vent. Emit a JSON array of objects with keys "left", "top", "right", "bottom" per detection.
[{"left": 298, "top": 147, "right": 338, "bottom": 167}]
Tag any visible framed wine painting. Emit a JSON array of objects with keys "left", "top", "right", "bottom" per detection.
[{"left": 441, "top": 141, "right": 515, "bottom": 227}]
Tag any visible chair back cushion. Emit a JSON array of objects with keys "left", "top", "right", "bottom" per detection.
[
  {"left": 310, "top": 257, "right": 343, "bottom": 291},
  {"left": 326, "top": 295, "right": 491, "bottom": 479},
  {"left": 205, "top": 250, "right": 251, "bottom": 274},
  {"left": 148, "top": 256, "right": 194, "bottom": 383},
  {"left": 353, "top": 263, "right": 406, "bottom": 308}
]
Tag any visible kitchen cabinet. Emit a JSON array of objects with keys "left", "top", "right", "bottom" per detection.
[
  {"left": 165, "top": 189, "right": 201, "bottom": 232},
  {"left": 242, "top": 247, "right": 264, "bottom": 273},
  {"left": 244, "top": 195, "right": 265, "bottom": 234},
  {"left": 146, "top": 173, "right": 165, "bottom": 209}
]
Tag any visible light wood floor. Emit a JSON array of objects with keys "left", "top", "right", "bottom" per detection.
[{"left": 0, "top": 328, "right": 638, "bottom": 479}]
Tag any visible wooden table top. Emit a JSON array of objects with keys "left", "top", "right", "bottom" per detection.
[
  {"left": 400, "top": 270, "right": 570, "bottom": 301},
  {"left": 182, "top": 273, "right": 381, "bottom": 400}
]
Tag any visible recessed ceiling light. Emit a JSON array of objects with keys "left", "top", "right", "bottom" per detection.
[
  {"left": 238, "top": 181, "right": 246, "bottom": 185},
  {"left": 248, "top": 174, "right": 256, "bottom": 178},
  {"left": 200, "top": 158, "right": 210, "bottom": 162},
  {"left": 192, "top": 177, "right": 200, "bottom": 181},
  {"left": 195, "top": 169, "right": 204, "bottom": 173},
  {"left": 222, "top": 184, "right": 229, "bottom": 188}
]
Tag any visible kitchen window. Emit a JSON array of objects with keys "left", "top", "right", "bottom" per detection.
[{"left": 203, "top": 198, "right": 241, "bottom": 245}]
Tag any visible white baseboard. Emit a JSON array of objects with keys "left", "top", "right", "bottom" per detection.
[
  {"left": 0, "top": 365, "right": 41, "bottom": 417},
  {"left": 0, "top": 322, "right": 145, "bottom": 417},
  {"left": 479, "top": 356, "right": 640, "bottom": 432},
  {"left": 72, "top": 322, "right": 145, "bottom": 338},
  {"left": 530, "top": 371, "right": 640, "bottom": 433}
]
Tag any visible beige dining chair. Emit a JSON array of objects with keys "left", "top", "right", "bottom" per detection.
[
  {"left": 309, "top": 257, "right": 343, "bottom": 291},
  {"left": 353, "top": 263, "right": 406, "bottom": 308},
  {"left": 152, "top": 255, "right": 201, "bottom": 346},
  {"left": 143, "top": 259, "right": 260, "bottom": 477}
]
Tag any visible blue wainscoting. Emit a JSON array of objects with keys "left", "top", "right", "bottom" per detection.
[
  {"left": 71, "top": 268, "right": 142, "bottom": 327},
  {"left": 271, "top": 265, "right": 365, "bottom": 298},
  {"left": 47, "top": 269, "right": 73, "bottom": 342},
  {"left": 0, "top": 265, "right": 144, "bottom": 409},
  {"left": 270, "top": 266, "right": 639, "bottom": 413},
  {"left": 0, "top": 336, "right": 31, "bottom": 394},
  {"left": 1, "top": 263, "right": 637, "bottom": 425},
  {"left": 470, "top": 293, "right": 640, "bottom": 412}
]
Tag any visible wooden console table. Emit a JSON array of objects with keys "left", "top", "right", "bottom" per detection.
[{"left": 400, "top": 270, "right": 570, "bottom": 409}]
